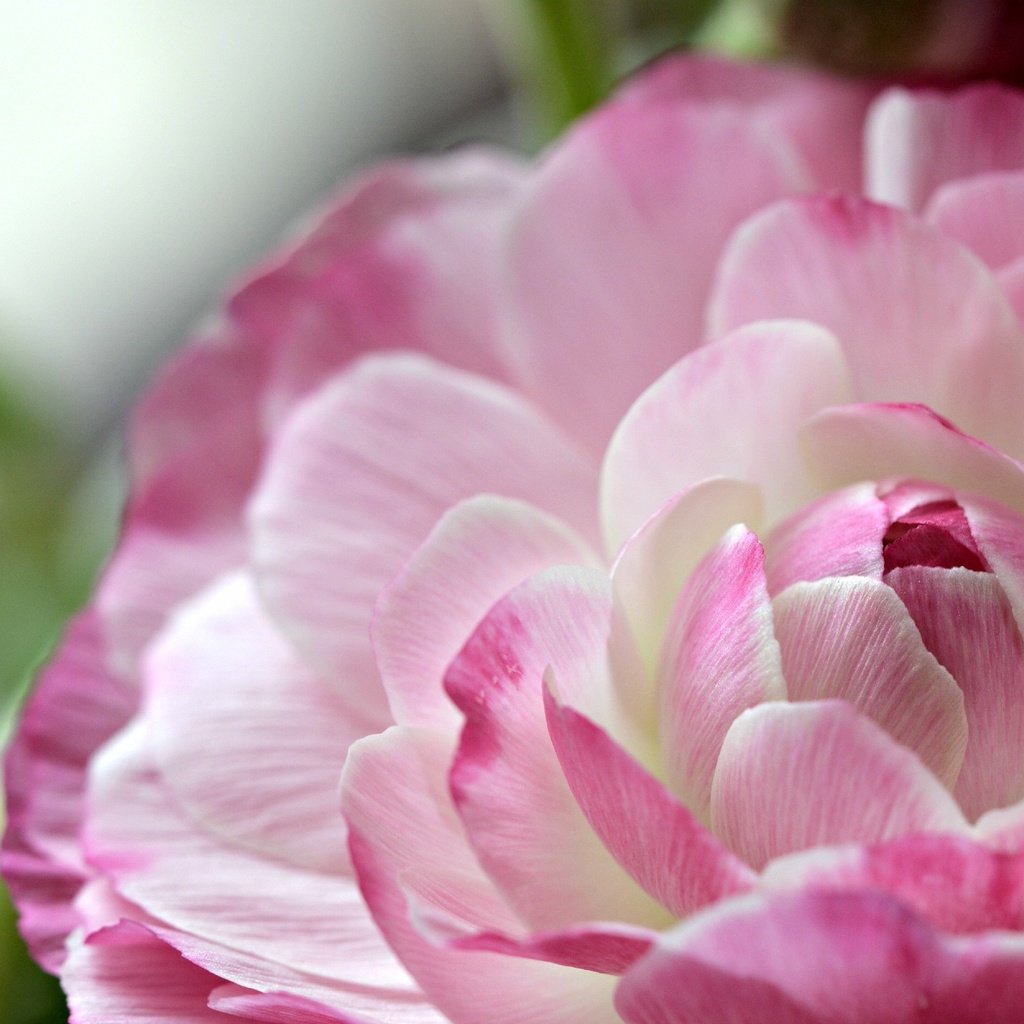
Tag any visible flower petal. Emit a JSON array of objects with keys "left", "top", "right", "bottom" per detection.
[
  {"left": 444, "top": 566, "right": 664, "bottom": 929},
  {"left": 926, "top": 170, "right": 1024, "bottom": 270},
  {"left": 658, "top": 526, "right": 785, "bottom": 819},
  {"left": 545, "top": 689, "right": 756, "bottom": 918},
  {"left": 801, "top": 403, "right": 1024, "bottom": 515},
  {"left": 503, "top": 90, "right": 803, "bottom": 453},
  {"left": 867, "top": 84, "right": 1024, "bottom": 212},
  {"left": 708, "top": 195, "right": 1024, "bottom": 455},
  {"left": 601, "top": 320, "right": 852, "bottom": 551},
  {"left": 341, "top": 726, "right": 622, "bottom": 1024},
  {"left": 145, "top": 572, "right": 371, "bottom": 873},
  {"left": 772, "top": 576, "right": 967, "bottom": 789},
  {"left": 372, "top": 495, "right": 597, "bottom": 732},
  {"left": 611, "top": 478, "right": 764, "bottom": 680},
  {"left": 249, "top": 353, "right": 598, "bottom": 720},
  {"left": 710, "top": 701, "right": 967, "bottom": 869},
  {"left": 615, "top": 889, "right": 1024, "bottom": 1024},
  {"left": 2, "top": 612, "right": 134, "bottom": 969}
]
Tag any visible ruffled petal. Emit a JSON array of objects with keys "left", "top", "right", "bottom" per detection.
[
  {"left": 545, "top": 690, "right": 755, "bottom": 918},
  {"left": 772, "top": 576, "right": 967, "bottom": 789},
  {"left": 249, "top": 353, "right": 598, "bottom": 720},
  {"left": 601, "top": 320, "right": 852, "bottom": 551},
  {"left": 444, "top": 566, "right": 663, "bottom": 929},
  {"left": 658, "top": 526, "right": 785, "bottom": 818},
  {"left": 710, "top": 701, "right": 967, "bottom": 869},
  {"left": 341, "top": 727, "right": 621, "bottom": 1024},
  {"left": 708, "top": 195, "right": 1024, "bottom": 455},
  {"left": 372, "top": 495, "right": 596, "bottom": 732},
  {"left": 616, "top": 889, "right": 1024, "bottom": 1024}
]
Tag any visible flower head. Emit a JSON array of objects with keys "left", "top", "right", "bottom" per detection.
[{"left": 7, "top": 54, "right": 1024, "bottom": 1022}]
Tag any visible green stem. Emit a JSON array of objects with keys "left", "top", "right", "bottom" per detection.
[{"left": 519, "top": 0, "right": 619, "bottom": 140}]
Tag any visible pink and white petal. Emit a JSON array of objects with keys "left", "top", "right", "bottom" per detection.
[
  {"left": 341, "top": 726, "right": 622, "bottom": 1024},
  {"left": 888, "top": 566, "right": 1024, "bottom": 820},
  {"left": 611, "top": 478, "right": 764, "bottom": 679},
  {"left": 145, "top": 572, "right": 374, "bottom": 873},
  {"left": 708, "top": 195, "right": 1024, "bottom": 455},
  {"left": 601, "top": 320, "right": 853, "bottom": 551},
  {"left": 801, "top": 403, "right": 1024, "bottom": 515},
  {"left": 1, "top": 612, "right": 135, "bottom": 969},
  {"left": 502, "top": 95, "right": 804, "bottom": 454},
  {"left": 85, "top": 721, "right": 417, "bottom": 994},
  {"left": 762, "top": 834, "right": 1024, "bottom": 934},
  {"left": 961, "top": 493, "right": 1024, "bottom": 633},
  {"left": 372, "top": 494, "right": 597, "bottom": 732},
  {"left": 867, "top": 84, "right": 1024, "bottom": 212},
  {"left": 444, "top": 566, "right": 663, "bottom": 930},
  {"left": 618, "top": 51, "right": 872, "bottom": 191},
  {"left": 62, "top": 922, "right": 231, "bottom": 1024},
  {"left": 658, "top": 526, "right": 785, "bottom": 819},
  {"left": 208, "top": 985, "right": 370, "bottom": 1024},
  {"left": 248, "top": 353, "right": 598, "bottom": 719},
  {"left": 772, "top": 576, "right": 967, "bottom": 789},
  {"left": 710, "top": 701, "right": 968, "bottom": 870},
  {"left": 615, "top": 889, "right": 1024, "bottom": 1024},
  {"left": 995, "top": 257, "right": 1024, "bottom": 324},
  {"left": 545, "top": 690, "right": 756, "bottom": 918},
  {"left": 763, "top": 482, "right": 887, "bottom": 595},
  {"left": 925, "top": 171, "right": 1024, "bottom": 270},
  {"left": 229, "top": 151, "right": 528, "bottom": 409}
]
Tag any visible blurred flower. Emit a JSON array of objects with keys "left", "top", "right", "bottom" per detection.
[{"left": 8, "top": 51, "right": 1024, "bottom": 1021}]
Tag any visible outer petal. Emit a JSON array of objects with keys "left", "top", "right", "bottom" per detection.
[
  {"left": 62, "top": 922, "right": 231, "bottom": 1024},
  {"left": 611, "top": 478, "right": 764, "bottom": 680},
  {"left": 658, "top": 526, "right": 785, "bottom": 819},
  {"left": 2, "top": 613, "right": 134, "bottom": 969},
  {"left": 444, "top": 566, "right": 663, "bottom": 930},
  {"left": 926, "top": 170, "right": 1024, "bottom": 270},
  {"left": 708, "top": 195, "right": 1024, "bottom": 455},
  {"left": 616, "top": 889, "right": 1024, "bottom": 1024},
  {"left": 229, "top": 150, "right": 529, "bottom": 407},
  {"left": 372, "top": 495, "right": 597, "bottom": 732},
  {"left": 84, "top": 722, "right": 418, "bottom": 997},
  {"left": 772, "top": 577, "right": 967, "bottom": 789},
  {"left": 867, "top": 84, "right": 1024, "bottom": 212},
  {"left": 710, "top": 701, "right": 968, "bottom": 869},
  {"left": 341, "top": 727, "right": 621, "bottom": 1024},
  {"left": 601, "top": 320, "right": 853, "bottom": 551},
  {"left": 801, "top": 403, "right": 1024, "bottom": 516},
  {"left": 888, "top": 566, "right": 1024, "bottom": 820},
  {"left": 502, "top": 90, "right": 804, "bottom": 453},
  {"left": 618, "top": 52, "right": 872, "bottom": 191},
  {"left": 762, "top": 834, "right": 1024, "bottom": 935},
  {"left": 545, "top": 689, "right": 756, "bottom": 918},
  {"left": 249, "top": 353, "right": 598, "bottom": 720},
  {"left": 145, "top": 572, "right": 370, "bottom": 873}
]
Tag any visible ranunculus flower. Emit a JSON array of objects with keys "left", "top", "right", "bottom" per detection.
[{"left": 8, "top": 53, "right": 1024, "bottom": 1022}]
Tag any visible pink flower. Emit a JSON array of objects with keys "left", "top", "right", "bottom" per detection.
[{"left": 8, "top": 53, "right": 1024, "bottom": 1022}]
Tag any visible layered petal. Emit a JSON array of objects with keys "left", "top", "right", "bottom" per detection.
[
  {"left": 710, "top": 701, "right": 967, "bottom": 869},
  {"left": 444, "top": 566, "right": 663, "bottom": 929},
  {"left": 658, "top": 526, "right": 785, "bottom": 818},
  {"left": 771, "top": 577, "right": 967, "bottom": 788},
  {"left": 709, "top": 195, "right": 1024, "bottom": 455},
  {"left": 502, "top": 88, "right": 804, "bottom": 453},
  {"left": 601, "top": 320, "right": 852, "bottom": 550},
  {"left": 867, "top": 84, "right": 1024, "bottom": 212},
  {"left": 249, "top": 353, "right": 598, "bottom": 720},
  {"left": 372, "top": 495, "right": 596, "bottom": 732},
  {"left": 616, "top": 889, "right": 1024, "bottom": 1024},
  {"left": 341, "top": 727, "right": 621, "bottom": 1024}
]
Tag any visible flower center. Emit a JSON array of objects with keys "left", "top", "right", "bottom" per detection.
[{"left": 881, "top": 498, "right": 990, "bottom": 575}]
